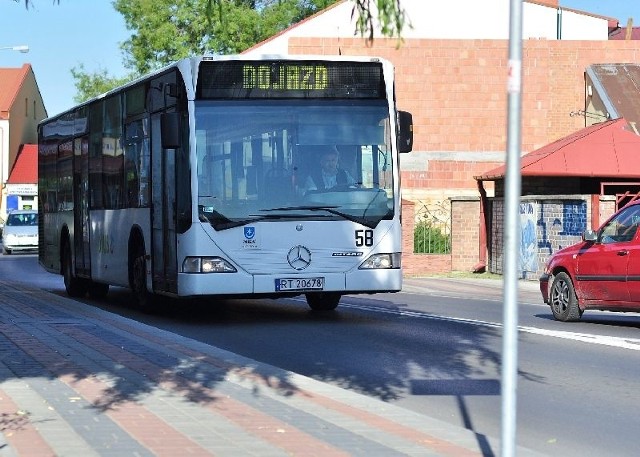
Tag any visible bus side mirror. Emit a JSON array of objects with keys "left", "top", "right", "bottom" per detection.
[
  {"left": 398, "top": 110, "right": 413, "bottom": 153},
  {"left": 161, "top": 112, "right": 181, "bottom": 149}
]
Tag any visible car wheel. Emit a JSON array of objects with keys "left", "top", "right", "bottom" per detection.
[
  {"left": 87, "top": 281, "right": 109, "bottom": 299},
  {"left": 62, "top": 241, "right": 87, "bottom": 297},
  {"left": 2, "top": 247, "right": 10, "bottom": 255},
  {"left": 305, "top": 292, "right": 341, "bottom": 311},
  {"left": 549, "top": 272, "right": 582, "bottom": 322}
]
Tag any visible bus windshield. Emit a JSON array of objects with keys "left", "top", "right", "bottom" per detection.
[{"left": 194, "top": 100, "right": 394, "bottom": 230}]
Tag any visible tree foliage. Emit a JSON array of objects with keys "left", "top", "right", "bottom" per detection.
[
  {"left": 351, "top": 0, "right": 408, "bottom": 41},
  {"left": 69, "top": 65, "right": 130, "bottom": 103},
  {"left": 115, "top": 0, "right": 339, "bottom": 75},
  {"left": 16, "top": 0, "right": 405, "bottom": 102}
]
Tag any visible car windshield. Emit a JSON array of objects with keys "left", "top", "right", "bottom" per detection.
[
  {"left": 6, "top": 213, "right": 37, "bottom": 226},
  {"left": 194, "top": 100, "right": 394, "bottom": 230}
]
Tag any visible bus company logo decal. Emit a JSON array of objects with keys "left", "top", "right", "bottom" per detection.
[
  {"left": 244, "top": 226, "right": 255, "bottom": 239},
  {"left": 287, "top": 245, "right": 311, "bottom": 271},
  {"left": 242, "top": 226, "right": 258, "bottom": 249}
]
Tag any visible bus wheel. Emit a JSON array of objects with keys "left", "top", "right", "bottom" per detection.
[
  {"left": 62, "top": 241, "right": 87, "bottom": 297},
  {"left": 131, "top": 253, "right": 151, "bottom": 311},
  {"left": 305, "top": 292, "right": 341, "bottom": 311},
  {"left": 87, "top": 281, "right": 109, "bottom": 299}
]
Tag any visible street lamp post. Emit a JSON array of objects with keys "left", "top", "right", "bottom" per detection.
[{"left": 0, "top": 45, "right": 29, "bottom": 53}]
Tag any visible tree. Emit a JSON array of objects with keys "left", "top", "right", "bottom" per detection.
[
  {"left": 351, "top": 0, "right": 408, "bottom": 41},
  {"left": 64, "top": 0, "right": 407, "bottom": 102},
  {"left": 69, "top": 65, "right": 130, "bottom": 103},
  {"left": 16, "top": 0, "right": 406, "bottom": 39},
  {"left": 114, "top": 0, "right": 339, "bottom": 75},
  {"left": 70, "top": 0, "right": 342, "bottom": 100}
]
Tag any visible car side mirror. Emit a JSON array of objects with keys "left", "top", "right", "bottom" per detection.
[{"left": 583, "top": 229, "right": 598, "bottom": 242}]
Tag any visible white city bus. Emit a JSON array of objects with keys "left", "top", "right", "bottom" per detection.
[{"left": 38, "top": 55, "right": 413, "bottom": 311}]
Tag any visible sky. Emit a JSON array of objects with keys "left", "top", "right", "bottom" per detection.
[
  {"left": 1, "top": 0, "right": 128, "bottom": 117},
  {"left": 1, "top": 0, "right": 639, "bottom": 118}
]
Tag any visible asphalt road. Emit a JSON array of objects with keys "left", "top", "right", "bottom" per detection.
[{"left": 4, "top": 253, "right": 640, "bottom": 456}]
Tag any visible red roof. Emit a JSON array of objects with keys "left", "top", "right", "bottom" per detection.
[
  {"left": 475, "top": 118, "right": 640, "bottom": 180},
  {"left": 610, "top": 26, "right": 640, "bottom": 40},
  {"left": 7, "top": 144, "right": 37, "bottom": 184},
  {"left": 0, "top": 64, "right": 31, "bottom": 119}
]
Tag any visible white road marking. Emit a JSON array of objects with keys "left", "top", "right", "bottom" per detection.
[{"left": 340, "top": 302, "right": 640, "bottom": 351}]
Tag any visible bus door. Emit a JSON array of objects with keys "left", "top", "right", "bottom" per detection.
[
  {"left": 73, "top": 136, "right": 91, "bottom": 276},
  {"left": 150, "top": 113, "right": 178, "bottom": 293}
]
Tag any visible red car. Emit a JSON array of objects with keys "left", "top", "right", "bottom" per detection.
[{"left": 540, "top": 201, "right": 640, "bottom": 321}]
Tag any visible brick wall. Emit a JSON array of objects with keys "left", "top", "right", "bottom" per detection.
[
  {"left": 450, "top": 197, "right": 481, "bottom": 271},
  {"left": 487, "top": 195, "right": 616, "bottom": 280},
  {"left": 290, "top": 35, "right": 636, "bottom": 277},
  {"left": 401, "top": 194, "right": 619, "bottom": 278},
  {"left": 401, "top": 198, "right": 481, "bottom": 276},
  {"left": 289, "top": 37, "right": 640, "bottom": 195}
]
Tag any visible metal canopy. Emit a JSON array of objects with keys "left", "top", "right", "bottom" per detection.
[{"left": 476, "top": 118, "right": 640, "bottom": 181}]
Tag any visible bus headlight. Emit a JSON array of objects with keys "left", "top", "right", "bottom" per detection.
[
  {"left": 359, "top": 253, "right": 401, "bottom": 269},
  {"left": 182, "top": 256, "right": 237, "bottom": 273}
]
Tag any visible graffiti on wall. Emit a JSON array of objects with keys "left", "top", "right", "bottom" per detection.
[
  {"left": 520, "top": 202, "right": 538, "bottom": 275},
  {"left": 538, "top": 201, "right": 587, "bottom": 255}
]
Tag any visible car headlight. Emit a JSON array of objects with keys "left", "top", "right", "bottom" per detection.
[
  {"left": 359, "top": 252, "right": 401, "bottom": 269},
  {"left": 3, "top": 233, "right": 16, "bottom": 243},
  {"left": 182, "top": 256, "right": 237, "bottom": 273}
]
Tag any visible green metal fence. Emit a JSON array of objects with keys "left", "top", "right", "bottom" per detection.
[{"left": 413, "top": 200, "right": 451, "bottom": 254}]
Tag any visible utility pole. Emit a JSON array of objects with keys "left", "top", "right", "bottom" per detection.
[{"left": 502, "top": 0, "right": 523, "bottom": 455}]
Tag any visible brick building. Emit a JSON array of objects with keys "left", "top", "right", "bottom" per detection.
[{"left": 245, "top": 0, "right": 640, "bottom": 275}]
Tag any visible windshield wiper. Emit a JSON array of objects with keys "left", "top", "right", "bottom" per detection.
[
  {"left": 199, "top": 208, "right": 257, "bottom": 230},
  {"left": 262, "top": 205, "right": 379, "bottom": 229},
  {"left": 201, "top": 206, "right": 381, "bottom": 230}
]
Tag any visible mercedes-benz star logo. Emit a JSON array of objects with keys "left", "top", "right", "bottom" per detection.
[{"left": 287, "top": 245, "right": 312, "bottom": 271}]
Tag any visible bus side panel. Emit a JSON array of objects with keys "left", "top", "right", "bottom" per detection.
[
  {"left": 39, "top": 211, "right": 73, "bottom": 274},
  {"left": 89, "top": 208, "right": 151, "bottom": 287}
]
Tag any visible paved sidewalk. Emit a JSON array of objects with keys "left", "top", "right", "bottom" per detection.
[{"left": 0, "top": 279, "right": 542, "bottom": 456}]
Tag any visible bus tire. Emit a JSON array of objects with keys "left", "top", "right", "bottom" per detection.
[
  {"left": 305, "top": 292, "right": 340, "bottom": 311},
  {"left": 87, "top": 281, "right": 109, "bottom": 299},
  {"left": 62, "top": 241, "right": 87, "bottom": 297},
  {"left": 131, "top": 253, "right": 151, "bottom": 311}
]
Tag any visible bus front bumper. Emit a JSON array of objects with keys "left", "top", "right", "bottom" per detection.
[{"left": 177, "top": 269, "right": 402, "bottom": 297}]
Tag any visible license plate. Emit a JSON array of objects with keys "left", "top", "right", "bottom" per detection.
[{"left": 275, "top": 277, "right": 324, "bottom": 291}]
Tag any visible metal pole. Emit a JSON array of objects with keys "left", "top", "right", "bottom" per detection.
[{"left": 502, "top": 0, "right": 523, "bottom": 455}]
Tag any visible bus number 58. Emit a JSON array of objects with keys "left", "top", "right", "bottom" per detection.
[{"left": 355, "top": 229, "right": 373, "bottom": 247}]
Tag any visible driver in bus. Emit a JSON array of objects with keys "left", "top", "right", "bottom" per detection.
[{"left": 304, "top": 146, "right": 356, "bottom": 193}]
